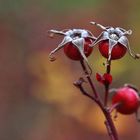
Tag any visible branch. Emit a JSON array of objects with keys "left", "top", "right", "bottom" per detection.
[
  {"left": 73, "top": 78, "right": 98, "bottom": 103},
  {"left": 79, "top": 60, "right": 119, "bottom": 140},
  {"left": 80, "top": 60, "right": 99, "bottom": 98}
]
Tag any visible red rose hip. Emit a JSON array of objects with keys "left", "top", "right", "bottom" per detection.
[
  {"left": 64, "top": 38, "right": 93, "bottom": 60},
  {"left": 112, "top": 87, "right": 140, "bottom": 115},
  {"left": 99, "top": 40, "right": 127, "bottom": 60}
]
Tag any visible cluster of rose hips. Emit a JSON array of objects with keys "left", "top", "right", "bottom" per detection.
[{"left": 49, "top": 22, "right": 140, "bottom": 118}]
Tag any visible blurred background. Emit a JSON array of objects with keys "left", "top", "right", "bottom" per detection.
[{"left": 0, "top": 0, "right": 140, "bottom": 140}]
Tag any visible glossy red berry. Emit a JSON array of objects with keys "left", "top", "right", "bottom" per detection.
[
  {"left": 112, "top": 87, "right": 140, "bottom": 115},
  {"left": 63, "top": 38, "right": 93, "bottom": 60},
  {"left": 99, "top": 40, "right": 127, "bottom": 60}
]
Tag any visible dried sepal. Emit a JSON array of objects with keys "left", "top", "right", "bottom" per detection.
[
  {"left": 90, "top": 22, "right": 107, "bottom": 30},
  {"left": 48, "top": 29, "right": 66, "bottom": 37},
  {"left": 90, "top": 32, "right": 109, "bottom": 47},
  {"left": 96, "top": 73, "right": 112, "bottom": 85},
  {"left": 108, "top": 39, "right": 117, "bottom": 61},
  {"left": 72, "top": 38, "right": 88, "bottom": 62}
]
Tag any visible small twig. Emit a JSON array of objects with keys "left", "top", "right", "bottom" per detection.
[
  {"left": 74, "top": 83, "right": 96, "bottom": 101},
  {"left": 109, "top": 102, "right": 122, "bottom": 113}
]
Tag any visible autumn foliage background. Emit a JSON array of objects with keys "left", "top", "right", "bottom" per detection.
[{"left": 1, "top": 0, "right": 140, "bottom": 140}]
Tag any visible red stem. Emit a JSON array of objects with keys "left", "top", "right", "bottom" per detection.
[
  {"left": 104, "top": 60, "right": 111, "bottom": 106},
  {"left": 80, "top": 60, "right": 119, "bottom": 140}
]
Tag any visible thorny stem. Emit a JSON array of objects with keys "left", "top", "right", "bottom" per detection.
[
  {"left": 79, "top": 60, "right": 119, "bottom": 140},
  {"left": 104, "top": 60, "right": 111, "bottom": 106}
]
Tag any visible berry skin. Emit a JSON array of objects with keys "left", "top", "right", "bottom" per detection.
[
  {"left": 63, "top": 38, "right": 93, "bottom": 60},
  {"left": 112, "top": 87, "right": 140, "bottom": 115},
  {"left": 99, "top": 40, "right": 127, "bottom": 60}
]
